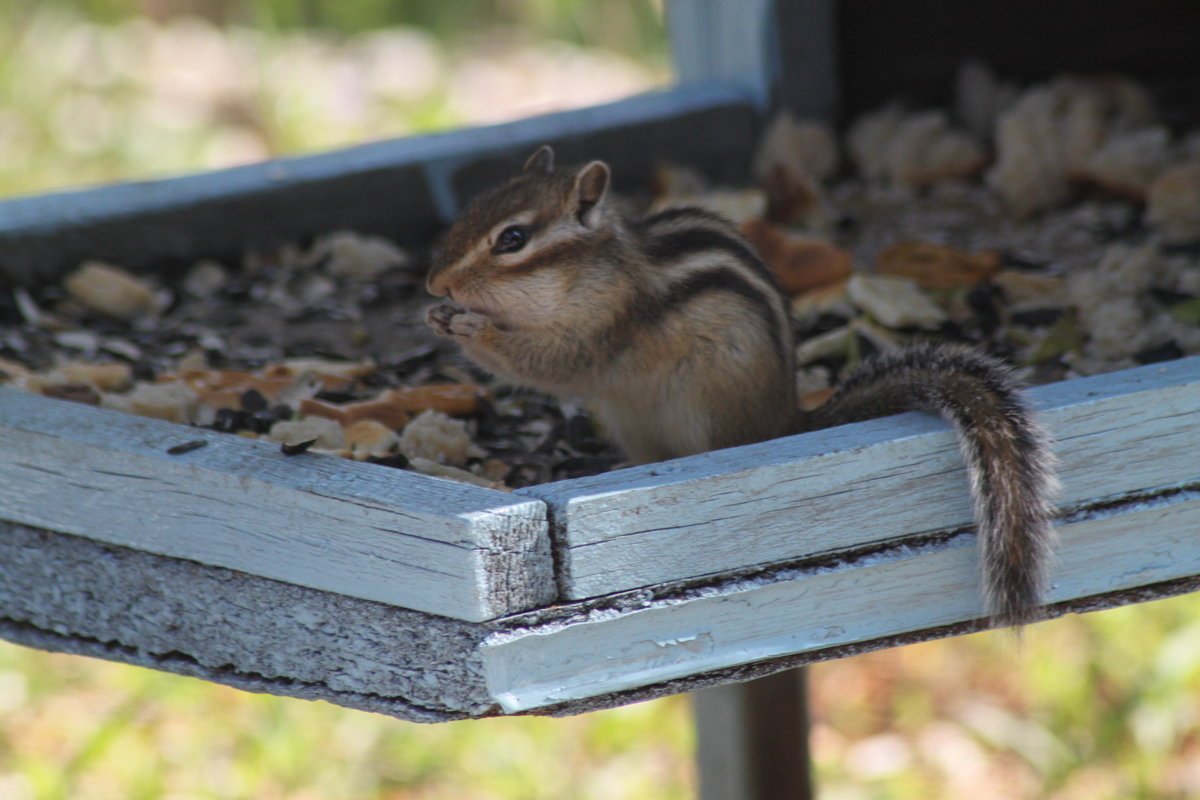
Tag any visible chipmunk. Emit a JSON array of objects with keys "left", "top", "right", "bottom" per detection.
[{"left": 425, "top": 145, "right": 1057, "bottom": 625}]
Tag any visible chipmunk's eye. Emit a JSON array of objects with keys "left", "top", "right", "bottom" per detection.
[{"left": 493, "top": 225, "right": 529, "bottom": 254}]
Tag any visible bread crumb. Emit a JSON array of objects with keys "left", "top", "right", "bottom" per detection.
[
  {"left": 101, "top": 380, "right": 199, "bottom": 424},
  {"left": 0, "top": 357, "right": 41, "bottom": 391},
  {"left": 847, "top": 274, "right": 947, "bottom": 329},
  {"left": 794, "top": 325, "right": 856, "bottom": 365},
  {"left": 753, "top": 113, "right": 838, "bottom": 222},
  {"left": 51, "top": 361, "right": 133, "bottom": 392},
  {"left": 849, "top": 108, "right": 984, "bottom": 187},
  {"left": 269, "top": 417, "right": 345, "bottom": 450},
  {"left": 988, "top": 76, "right": 1155, "bottom": 217},
  {"left": 308, "top": 231, "right": 410, "bottom": 280},
  {"left": 400, "top": 409, "right": 474, "bottom": 466},
  {"left": 1076, "top": 127, "right": 1172, "bottom": 199},
  {"left": 181, "top": 260, "right": 230, "bottom": 298},
  {"left": 1066, "top": 245, "right": 1164, "bottom": 360},
  {"left": 64, "top": 262, "right": 161, "bottom": 321},
  {"left": 1146, "top": 162, "right": 1200, "bottom": 240}
]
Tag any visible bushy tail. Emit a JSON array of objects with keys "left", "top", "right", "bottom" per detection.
[{"left": 803, "top": 344, "right": 1058, "bottom": 625}]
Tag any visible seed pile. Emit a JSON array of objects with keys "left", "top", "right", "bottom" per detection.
[
  {"left": 3, "top": 65, "right": 1198, "bottom": 489},
  {"left": 2, "top": 231, "right": 624, "bottom": 489}
]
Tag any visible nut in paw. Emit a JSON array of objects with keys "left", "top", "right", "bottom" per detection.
[
  {"left": 425, "top": 304, "right": 460, "bottom": 336},
  {"left": 426, "top": 305, "right": 487, "bottom": 338}
]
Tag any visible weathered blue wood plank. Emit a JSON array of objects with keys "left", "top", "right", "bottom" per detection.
[
  {"left": 483, "top": 490, "right": 1200, "bottom": 713},
  {"left": 521, "top": 357, "right": 1200, "bottom": 601},
  {"left": 0, "top": 387, "right": 551, "bottom": 622}
]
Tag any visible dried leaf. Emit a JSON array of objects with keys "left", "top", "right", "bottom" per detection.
[
  {"left": 876, "top": 242, "right": 1001, "bottom": 290},
  {"left": 345, "top": 419, "right": 401, "bottom": 458},
  {"left": 741, "top": 219, "right": 852, "bottom": 295},
  {"left": 390, "top": 383, "right": 489, "bottom": 416}
]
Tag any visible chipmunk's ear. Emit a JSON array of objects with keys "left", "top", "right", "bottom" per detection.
[
  {"left": 572, "top": 160, "right": 611, "bottom": 227},
  {"left": 523, "top": 145, "right": 555, "bottom": 174}
]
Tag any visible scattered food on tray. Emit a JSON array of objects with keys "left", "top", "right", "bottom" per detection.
[
  {"left": 3, "top": 65, "right": 1198, "bottom": 489},
  {"left": 1, "top": 229, "right": 627, "bottom": 489}
]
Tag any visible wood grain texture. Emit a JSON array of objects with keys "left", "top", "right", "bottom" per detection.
[
  {"left": 0, "top": 388, "right": 551, "bottom": 622},
  {"left": 0, "top": 520, "right": 495, "bottom": 722},
  {"left": 521, "top": 357, "right": 1200, "bottom": 601},
  {"left": 483, "top": 489, "right": 1200, "bottom": 712}
]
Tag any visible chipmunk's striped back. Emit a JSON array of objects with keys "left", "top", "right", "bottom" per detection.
[{"left": 629, "top": 206, "right": 794, "bottom": 376}]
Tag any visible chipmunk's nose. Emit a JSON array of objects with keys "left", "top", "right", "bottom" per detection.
[{"left": 426, "top": 269, "right": 448, "bottom": 297}]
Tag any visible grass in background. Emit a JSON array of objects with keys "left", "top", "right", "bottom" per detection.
[
  {"left": 0, "top": 642, "right": 694, "bottom": 800},
  {"left": 3, "top": 594, "right": 1199, "bottom": 799},
  {"left": 2, "top": 3, "right": 1199, "bottom": 798},
  {"left": 0, "top": 0, "right": 668, "bottom": 196},
  {"left": 810, "top": 594, "right": 1200, "bottom": 800}
]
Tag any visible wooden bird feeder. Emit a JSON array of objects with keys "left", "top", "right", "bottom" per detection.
[{"left": 2, "top": 1, "right": 1199, "bottom": 796}]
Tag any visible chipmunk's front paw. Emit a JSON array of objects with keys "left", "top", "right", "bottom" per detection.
[
  {"left": 425, "top": 304, "right": 458, "bottom": 336},
  {"left": 426, "top": 305, "right": 488, "bottom": 339}
]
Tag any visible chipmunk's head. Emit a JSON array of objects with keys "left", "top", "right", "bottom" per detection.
[{"left": 426, "top": 145, "right": 615, "bottom": 321}]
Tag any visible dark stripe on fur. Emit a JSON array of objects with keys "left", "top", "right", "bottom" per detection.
[
  {"left": 661, "top": 266, "right": 778, "bottom": 320},
  {"left": 641, "top": 205, "right": 731, "bottom": 231},
  {"left": 636, "top": 216, "right": 791, "bottom": 369},
  {"left": 608, "top": 266, "right": 789, "bottom": 370},
  {"left": 805, "top": 344, "right": 1057, "bottom": 625},
  {"left": 643, "top": 222, "right": 782, "bottom": 292}
]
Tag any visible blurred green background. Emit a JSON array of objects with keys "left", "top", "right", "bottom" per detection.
[
  {"left": 3, "top": 2, "right": 1200, "bottom": 799},
  {"left": 0, "top": 0, "right": 669, "bottom": 196}
]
